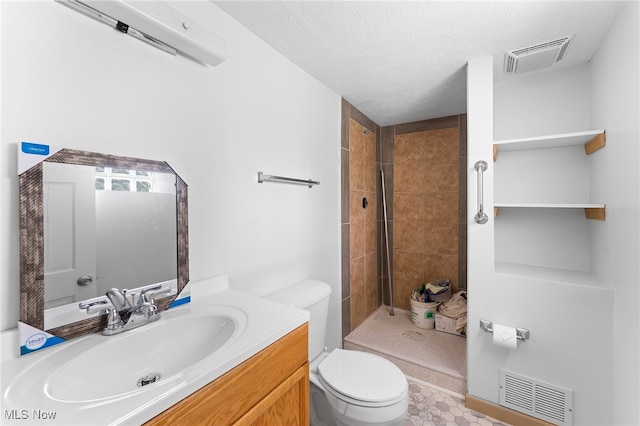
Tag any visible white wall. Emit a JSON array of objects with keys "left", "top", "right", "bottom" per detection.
[
  {"left": 0, "top": 1, "right": 342, "bottom": 351},
  {"left": 589, "top": 2, "right": 640, "bottom": 424},
  {"left": 493, "top": 65, "right": 591, "bottom": 141},
  {"left": 467, "top": 4, "right": 639, "bottom": 423},
  {"left": 490, "top": 64, "right": 615, "bottom": 426}
]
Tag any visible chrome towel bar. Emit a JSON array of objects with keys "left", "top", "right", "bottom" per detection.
[
  {"left": 257, "top": 171, "right": 319, "bottom": 188},
  {"left": 480, "top": 319, "right": 530, "bottom": 342}
]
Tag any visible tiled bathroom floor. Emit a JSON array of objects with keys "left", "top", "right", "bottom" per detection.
[
  {"left": 405, "top": 378, "right": 510, "bottom": 426},
  {"left": 343, "top": 305, "right": 467, "bottom": 394},
  {"left": 343, "top": 306, "right": 510, "bottom": 424}
]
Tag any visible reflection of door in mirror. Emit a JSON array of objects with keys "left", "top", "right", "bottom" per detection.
[{"left": 43, "top": 162, "right": 97, "bottom": 309}]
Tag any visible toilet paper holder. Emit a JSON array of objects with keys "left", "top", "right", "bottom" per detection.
[{"left": 479, "top": 319, "right": 530, "bottom": 342}]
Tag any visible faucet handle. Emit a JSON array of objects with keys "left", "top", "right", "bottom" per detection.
[
  {"left": 79, "top": 299, "right": 115, "bottom": 315},
  {"left": 142, "top": 286, "right": 172, "bottom": 304}
]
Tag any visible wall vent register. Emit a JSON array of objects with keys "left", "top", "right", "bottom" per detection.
[{"left": 500, "top": 369, "right": 573, "bottom": 426}]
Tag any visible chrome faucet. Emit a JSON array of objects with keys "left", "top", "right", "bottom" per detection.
[{"left": 79, "top": 284, "right": 172, "bottom": 336}]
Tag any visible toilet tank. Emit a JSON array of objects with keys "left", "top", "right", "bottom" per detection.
[{"left": 264, "top": 279, "right": 331, "bottom": 361}]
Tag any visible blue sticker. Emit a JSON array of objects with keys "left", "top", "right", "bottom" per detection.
[
  {"left": 21, "top": 142, "right": 50, "bottom": 156},
  {"left": 169, "top": 295, "right": 191, "bottom": 309},
  {"left": 20, "top": 335, "right": 65, "bottom": 355}
]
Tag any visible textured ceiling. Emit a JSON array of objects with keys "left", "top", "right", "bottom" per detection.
[{"left": 215, "top": 1, "right": 625, "bottom": 126}]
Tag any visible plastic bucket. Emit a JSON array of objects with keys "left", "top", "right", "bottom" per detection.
[{"left": 410, "top": 299, "right": 440, "bottom": 329}]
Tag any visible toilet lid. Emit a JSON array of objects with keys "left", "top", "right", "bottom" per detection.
[{"left": 317, "top": 349, "right": 407, "bottom": 404}]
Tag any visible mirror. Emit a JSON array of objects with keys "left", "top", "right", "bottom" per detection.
[{"left": 20, "top": 148, "right": 189, "bottom": 342}]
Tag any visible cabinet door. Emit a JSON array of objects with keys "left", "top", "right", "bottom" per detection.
[
  {"left": 235, "top": 363, "right": 309, "bottom": 426},
  {"left": 146, "top": 324, "right": 308, "bottom": 426}
]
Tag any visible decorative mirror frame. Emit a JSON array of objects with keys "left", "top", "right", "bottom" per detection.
[{"left": 19, "top": 148, "right": 189, "bottom": 342}]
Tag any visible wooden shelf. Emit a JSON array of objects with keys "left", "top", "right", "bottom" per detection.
[
  {"left": 493, "top": 130, "right": 605, "bottom": 161},
  {"left": 494, "top": 203, "right": 606, "bottom": 220}
]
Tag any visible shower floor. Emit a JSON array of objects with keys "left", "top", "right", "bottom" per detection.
[{"left": 343, "top": 305, "right": 467, "bottom": 395}]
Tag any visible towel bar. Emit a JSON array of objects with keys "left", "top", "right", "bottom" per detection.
[{"left": 257, "top": 171, "right": 319, "bottom": 188}]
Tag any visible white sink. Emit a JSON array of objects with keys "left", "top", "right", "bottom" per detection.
[
  {"left": 1, "top": 279, "right": 308, "bottom": 426},
  {"left": 46, "top": 312, "right": 237, "bottom": 402}
]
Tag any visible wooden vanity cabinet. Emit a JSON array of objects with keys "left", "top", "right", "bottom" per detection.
[{"left": 146, "top": 323, "right": 309, "bottom": 426}]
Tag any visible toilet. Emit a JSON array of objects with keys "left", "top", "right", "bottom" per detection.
[{"left": 264, "top": 280, "right": 408, "bottom": 426}]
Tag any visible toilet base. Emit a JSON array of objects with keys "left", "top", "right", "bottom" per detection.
[
  {"left": 310, "top": 381, "right": 337, "bottom": 426},
  {"left": 310, "top": 381, "right": 408, "bottom": 426}
]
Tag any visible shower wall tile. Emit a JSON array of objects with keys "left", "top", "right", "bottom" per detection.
[
  {"left": 394, "top": 220, "right": 424, "bottom": 254},
  {"left": 341, "top": 98, "right": 350, "bottom": 150},
  {"left": 381, "top": 126, "right": 395, "bottom": 165},
  {"left": 342, "top": 104, "right": 474, "bottom": 336},
  {"left": 394, "top": 132, "right": 426, "bottom": 193},
  {"left": 394, "top": 192, "right": 424, "bottom": 223},
  {"left": 381, "top": 164, "right": 394, "bottom": 220},
  {"left": 364, "top": 130, "right": 377, "bottom": 193},
  {"left": 393, "top": 250, "right": 423, "bottom": 310},
  {"left": 458, "top": 114, "right": 468, "bottom": 158},
  {"left": 425, "top": 253, "right": 458, "bottom": 292},
  {"left": 423, "top": 192, "right": 458, "bottom": 225},
  {"left": 341, "top": 297, "right": 351, "bottom": 339},
  {"left": 391, "top": 117, "right": 464, "bottom": 308},
  {"left": 350, "top": 256, "right": 366, "bottom": 330},
  {"left": 424, "top": 222, "right": 458, "bottom": 256},
  {"left": 342, "top": 100, "right": 382, "bottom": 337},
  {"left": 341, "top": 148, "right": 350, "bottom": 224},
  {"left": 365, "top": 252, "right": 378, "bottom": 317},
  {"left": 365, "top": 191, "right": 377, "bottom": 255},
  {"left": 349, "top": 105, "right": 378, "bottom": 138},
  {"left": 458, "top": 114, "right": 468, "bottom": 291},
  {"left": 342, "top": 223, "right": 351, "bottom": 300},
  {"left": 394, "top": 193, "right": 425, "bottom": 253},
  {"left": 457, "top": 224, "right": 467, "bottom": 292},
  {"left": 350, "top": 190, "right": 365, "bottom": 260},
  {"left": 349, "top": 119, "right": 365, "bottom": 192},
  {"left": 395, "top": 115, "right": 459, "bottom": 135}
]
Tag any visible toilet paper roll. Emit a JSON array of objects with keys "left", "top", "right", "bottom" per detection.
[{"left": 492, "top": 323, "right": 518, "bottom": 350}]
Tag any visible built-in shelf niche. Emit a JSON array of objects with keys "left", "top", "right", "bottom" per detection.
[
  {"left": 493, "top": 130, "right": 606, "bottom": 220},
  {"left": 493, "top": 130, "right": 607, "bottom": 288}
]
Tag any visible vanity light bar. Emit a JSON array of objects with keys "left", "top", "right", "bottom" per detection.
[
  {"left": 56, "top": 0, "right": 226, "bottom": 66},
  {"left": 57, "top": 0, "right": 177, "bottom": 56}
]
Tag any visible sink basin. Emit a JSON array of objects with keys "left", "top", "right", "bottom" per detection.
[
  {"left": 45, "top": 311, "right": 238, "bottom": 402},
  {"left": 1, "top": 280, "right": 308, "bottom": 426},
  {"left": 3, "top": 303, "right": 246, "bottom": 410}
]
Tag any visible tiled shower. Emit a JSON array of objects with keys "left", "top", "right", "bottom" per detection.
[{"left": 341, "top": 99, "right": 467, "bottom": 373}]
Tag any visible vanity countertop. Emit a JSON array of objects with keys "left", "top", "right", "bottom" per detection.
[{"left": 0, "top": 276, "right": 308, "bottom": 425}]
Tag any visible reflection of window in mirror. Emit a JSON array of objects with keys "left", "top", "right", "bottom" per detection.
[{"left": 94, "top": 167, "right": 165, "bottom": 193}]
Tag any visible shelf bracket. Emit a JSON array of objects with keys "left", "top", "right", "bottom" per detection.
[
  {"left": 492, "top": 144, "right": 498, "bottom": 162},
  {"left": 584, "top": 132, "right": 606, "bottom": 155},
  {"left": 585, "top": 207, "right": 606, "bottom": 221}
]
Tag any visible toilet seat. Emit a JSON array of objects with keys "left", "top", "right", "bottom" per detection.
[{"left": 317, "top": 349, "right": 407, "bottom": 408}]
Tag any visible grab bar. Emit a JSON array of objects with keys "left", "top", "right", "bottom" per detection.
[
  {"left": 474, "top": 160, "right": 488, "bottom": 224},
  {"left": 257, "top": 172, "right": 319, "bottom": 188}
]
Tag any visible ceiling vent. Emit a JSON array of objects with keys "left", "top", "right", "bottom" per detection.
[{"left": 504, "top": 36, "right": 572, "bottom": 74}]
